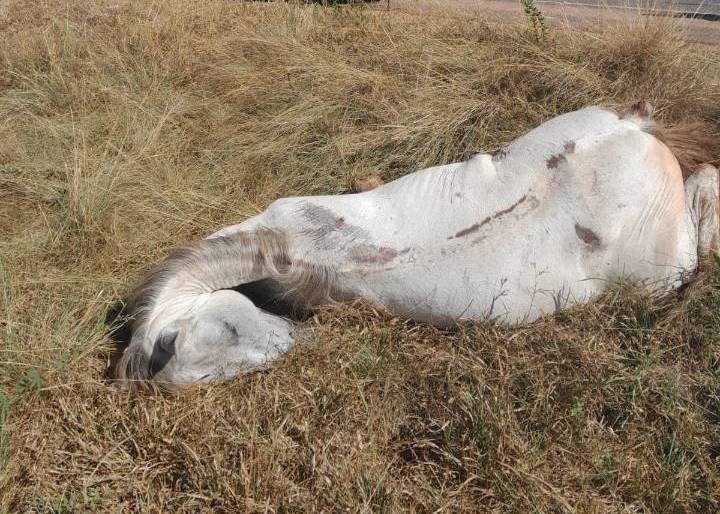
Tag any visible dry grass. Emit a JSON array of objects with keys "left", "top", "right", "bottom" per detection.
[{"left": 1, "top": 0, "right": 720, "bottom": 512}]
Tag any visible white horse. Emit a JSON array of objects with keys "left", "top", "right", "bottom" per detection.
[{"left": 116, "top": 104, "right": 719, "bottom": 387}]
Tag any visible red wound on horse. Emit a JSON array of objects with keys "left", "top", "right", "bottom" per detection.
[{"left": 575, "top": 223, "right": 601, "bottom": 248}]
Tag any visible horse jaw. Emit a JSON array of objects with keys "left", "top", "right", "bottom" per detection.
[{"left": 126, "top": 288, "right": 297, "bottom": 386}]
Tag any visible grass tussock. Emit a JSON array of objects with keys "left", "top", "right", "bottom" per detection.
[{"left": 1, "top": 0, "right": 720, "bottom": 511}]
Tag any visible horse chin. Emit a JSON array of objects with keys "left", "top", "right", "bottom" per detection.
[
  {"left": 170, "top": 357, "right": 260, "bottom": 386},
  {"left": 166, "top": 316, "right": 297, "bottom": 387}
]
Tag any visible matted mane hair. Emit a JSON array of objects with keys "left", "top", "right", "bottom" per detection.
[
  {"left": 115, "top": 228, "right": 335, "bottom": 387},
  {"left": 625, "top": 100, "right": 719, "bottom": 179}
]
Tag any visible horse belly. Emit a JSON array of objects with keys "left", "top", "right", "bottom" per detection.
[
  {"left": 346, "top": 215, "right": 598, "bottom": 325},
  {"left": 347, "top": 186, "right": 690, "bottom": 326}
]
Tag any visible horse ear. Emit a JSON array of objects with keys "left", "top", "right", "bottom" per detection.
[
  {"left": 155, "top": 325, "right": 179, "bottom": 355},
  {"left": 149, "top": 325, "right": 180, "bottom": 376}
]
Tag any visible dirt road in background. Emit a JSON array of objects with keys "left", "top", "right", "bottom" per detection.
[{"left": 390, "top": 0, "right": 720, "bottom": 45}]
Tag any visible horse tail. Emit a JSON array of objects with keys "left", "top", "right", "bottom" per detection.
[{"left": 624, "top": 100, "right": 719, "bottom": 179}]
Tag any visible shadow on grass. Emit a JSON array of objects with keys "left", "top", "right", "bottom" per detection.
[{"left": 103, "top": 300, "right": 132, "bottom": 382}]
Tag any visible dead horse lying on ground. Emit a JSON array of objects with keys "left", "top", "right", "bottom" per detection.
[{"left": 116, "top": 103, "right": 719, "bottom": 387}]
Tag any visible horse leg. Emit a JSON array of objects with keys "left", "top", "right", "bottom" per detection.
[
  {"left": 685, "top": 164, "right": 720, "bottom": 258},
  {"left": 207, "top": 197, "right": 307, "bottom": 239},
  {"left": 206, "top": 213, "right": 268, "bottom": 239}
]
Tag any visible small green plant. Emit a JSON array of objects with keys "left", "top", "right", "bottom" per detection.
[
  {"left": 52, "top": 349, "right": 73, "bottom": 370},
  {"left": 520, "top": 0, "right": 547, "bottom": 46},
  {"left": 592, "top": 451, "right": 619, "bottom": 490},
  {"left": 83, "top": 487, "right": 103, "bottom": 509},
  {"left": 463, "top": 389, "right": 499, "bottom": 467},
  {"left": 570, "top": 395, "right": 586, "bottom": 435},
  {"left": 351, "top": 345, "right": 376, "bottom": 378},
  {"left": 0, "top": 392, "right": 10, "bottom": 470},
  {"left": 17, "top": 368, "right": 43, "bottom": 394},
  {"left": 29, "top": 496, "right": 75, "bottom": 514}
]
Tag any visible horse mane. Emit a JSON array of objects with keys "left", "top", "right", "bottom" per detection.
[
  {"left": 115, "top": 228, "right": 335, "bottom": 387},
  {"left": 625, "top": 101, "right": 719, "bottom": 179},
  {"left": 115, "top": 342, "right": 154, "bottom": 387}
]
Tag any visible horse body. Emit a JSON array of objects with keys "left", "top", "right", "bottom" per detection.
[
  {"left": 118, "top": 106, "right": 718, "bottom": 386},
  {"left": 213, "top": 107, "right": 694, "bottom": 324}
]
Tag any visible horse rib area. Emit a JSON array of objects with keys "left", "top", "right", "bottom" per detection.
[{"left": 449, "top": 194, "right": 529, "bottom": 240}]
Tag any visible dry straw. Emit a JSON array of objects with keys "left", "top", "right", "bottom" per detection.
[{"left": 1, "top": 0, "right": 719, "bottom": 511}]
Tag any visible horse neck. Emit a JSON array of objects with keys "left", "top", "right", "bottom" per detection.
[{"left": 133, "top": 229, "right": 291, "bottom": 334}]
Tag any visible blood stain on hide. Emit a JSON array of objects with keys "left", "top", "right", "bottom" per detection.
[
  {"left": 379, "top": 247, "right": 398, "bottom": 261},
  {"left": 449, "top": 194, "right": 528, "bottom": 239},
  {"left": 547, "top": 140, "right": 576, "bottom": 169},
  {"left": 547, "top": 153, "right": 567, "bottom": 169},
  {"left": 350, "top": 245, "right": 400, "bottom": 264},
  {"left": 453, "top": 223, "right": 480, "bottom": 238},
  {"left": 574, "top": 223, "right": 601, "bottom": 249}
]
